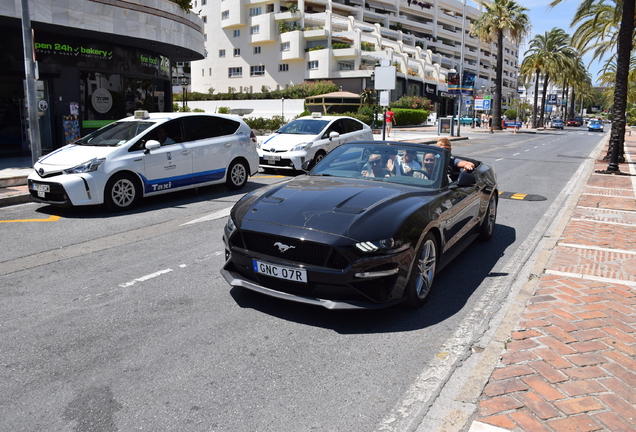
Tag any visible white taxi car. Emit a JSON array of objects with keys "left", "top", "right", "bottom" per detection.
[
  {"left": 258, "top": 114, "right": 373, "bottom": 170},
  {"left": 27, "top": 111, "right": 259, "bottom": 211}
]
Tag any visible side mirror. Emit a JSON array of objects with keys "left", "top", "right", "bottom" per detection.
[
  {"left": 329, "top": 131, "right": 340, "bottom": 140},
  {"left": 145, "top": 140, "right": 161, "bottom": 151},
  {"left": 456, "top": 170, "right": 476, "bottom": 187},
  {"left": 301, "top": 159, "right": 313, "bottom": 172}
]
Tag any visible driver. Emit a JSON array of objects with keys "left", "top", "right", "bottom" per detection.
[{"left": 362, "top": 153, "right": 391, "bottom": 178}]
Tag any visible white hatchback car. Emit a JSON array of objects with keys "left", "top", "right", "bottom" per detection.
[
  {"left": 27, "top": 111, "right": 259, "bottom": 211},
  {"left": 258, "top": 114, "right": 373, "bottom": 170}
]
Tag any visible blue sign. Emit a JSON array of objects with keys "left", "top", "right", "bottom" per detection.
[
  {"left": 483, "top": 99, "right": 491, "bottom": 110},
  {"left": 504, "top": 120, "right": 523, "bottom": 128}
]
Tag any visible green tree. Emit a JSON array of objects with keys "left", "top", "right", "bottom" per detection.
[
  {"left": 471, "top": 0, "right": 530, "bottom": 130},
  {"left": 552, "top": 0, "right": 635, "bottom": 168}
]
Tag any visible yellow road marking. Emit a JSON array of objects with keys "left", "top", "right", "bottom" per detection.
[
  {"left": 0, "top": 215, "right": 61, "bottom": 223},
  {"left": 511, "top": 193, "right": 526, "bottom": 200}
]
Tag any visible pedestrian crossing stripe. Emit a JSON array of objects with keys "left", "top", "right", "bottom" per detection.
[{"left": 498, "top": 191, "right": 547, "bottom": 201}]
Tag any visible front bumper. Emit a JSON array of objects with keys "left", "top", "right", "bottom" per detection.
[
  {"left": 27, "top": 171, "right": 105, "bottom": 206},
  {"left": 221, "top": 230, "right": 414, "bottom": 309},
  {"left": 258, "top": 150, "right": 311, "bottom": 170}
]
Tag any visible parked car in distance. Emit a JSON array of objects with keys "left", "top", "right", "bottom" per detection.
[
  {"left": 454, "top": 116, "right": 481, "bottom": 126},
  {"left": 257, "top": 113, "right": 373, "bottom": 171},
  {"left": 552, "top": 119, "right": 564, "bottom": 129},
  {"left": 222, "top": 141, "right": 498, "bottom": 309},
  {"left": 575, "top": 116, "right": 584, "bottom": 126},
  {"left": 28, "top": 110, "right": 259, "bottom": 211},
  {"left": 567, "top": 119, "right": 580, "bottom": 126},
  {"left": 588, "top": 119, "right": 604, "bottom": 132}
]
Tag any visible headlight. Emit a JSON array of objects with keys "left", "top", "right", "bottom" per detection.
[
  {"left": 356, "top": 238, "right": 403, "bottom": 253},
  {"left": 226, "top": 216, "right": 236, "bottom": 235},
  {"left": 63, "top": 158, "right": 106, "bottom": 174},
  {"left": 292, "top": 142, "right": 312, "bottom": 151}
]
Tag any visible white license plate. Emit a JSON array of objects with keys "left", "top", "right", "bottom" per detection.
[
  {"left": 252, "top": 260, "right": 307, "bottom": 283},
  {"left": 32, "top": 183, "right": 50, "bottom": 193},
  {"left": 264, "top": 155, "right": 280, "bottom": 161}
]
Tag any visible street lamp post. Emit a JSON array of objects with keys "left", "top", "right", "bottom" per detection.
[{"left": 180, "top": 75, "right": 190, "bottom": 110}]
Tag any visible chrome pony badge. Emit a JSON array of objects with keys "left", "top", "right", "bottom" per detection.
[
  {"left": 274, "top": 242, "right": 295, "bottom": 253},
  {"left": 167, "top": 152, "right": 172, "bottom": 161}
]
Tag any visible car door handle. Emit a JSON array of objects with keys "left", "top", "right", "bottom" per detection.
[
  {"left": 181, "top": 150, "right": 191, "bottom": 155},
  {"left": 224, "top": 142, "right": 233, "bottom": 147}
]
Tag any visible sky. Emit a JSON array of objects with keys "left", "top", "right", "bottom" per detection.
[{"left": 469, "top": 0, "right": 607, "bottom": 85}]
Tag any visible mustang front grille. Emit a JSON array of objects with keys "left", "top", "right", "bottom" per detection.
[{"left": 236, "top": 231, "right": 349, "bottom": 270}]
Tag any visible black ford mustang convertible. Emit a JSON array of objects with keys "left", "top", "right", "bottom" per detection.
[{"left": 221, "top": 141, "right": 498, "bottom": 309}]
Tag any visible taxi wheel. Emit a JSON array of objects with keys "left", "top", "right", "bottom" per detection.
[
  {"left": 226, "top": 160, "right": 248, "bottom": 190},
  {"left": 104, "top": 173, "right": 140, "bottom": 211},
  {"left": 314, "top": 150, "right": 326, "bottom": 165}
]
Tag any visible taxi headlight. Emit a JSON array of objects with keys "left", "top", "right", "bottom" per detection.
[
  {"left": 292, "top": 142, "right": 312, "bottom": 151},
  {"left": 63, "top": 158, "right": 106, "bottom": 174}
]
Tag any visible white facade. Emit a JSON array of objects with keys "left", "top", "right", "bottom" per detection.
[{"left": 191, "top": 0, "right": 519, "bottom": 101}]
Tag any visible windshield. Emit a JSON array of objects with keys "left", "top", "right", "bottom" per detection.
[
  {"left": 310, "top": 143, "right": 447, "bottom": 189},
  {"left": 277, "top": 119, "right": 330, "bottom": 135},
  {"left": 75, "top": 121, "right": 155, "bottom": 147},
  {"left": 590, "top": 120, "right": 602, "bottom": 125}
]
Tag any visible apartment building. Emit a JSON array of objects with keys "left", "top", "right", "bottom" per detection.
[{"left": 191, "top": 0, "right": 519, "bottom": 115}]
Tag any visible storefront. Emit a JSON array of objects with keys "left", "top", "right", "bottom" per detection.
[{"left": 0, "top": 31, "right": 172, "bottom": 158}]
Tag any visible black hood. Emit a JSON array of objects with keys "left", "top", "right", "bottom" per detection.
[{"left": 234, "top": 176, "right": 437, "bottom": 239}]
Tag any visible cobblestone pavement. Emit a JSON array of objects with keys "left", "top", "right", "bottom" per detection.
[{"left": 472, "top": 134, "right": 636, "bottom": 432}]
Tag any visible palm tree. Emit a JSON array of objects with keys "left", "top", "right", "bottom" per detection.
[
  {"left": 520, "top": 52, "right": 544, "bottom": 128},
  {"left": 522, "top": 29, "right": 575, "bottom": 127},
  {"left": 552, "top": 0, "right": 635, "bottom": 169},
  {"left": 471, "top": 0, "right": 531, "bottom": 130}
]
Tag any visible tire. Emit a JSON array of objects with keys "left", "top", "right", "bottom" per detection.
[
  {"left": 314, "top": 150, "right": 326, "bottom": 166},
  {"left": 405, "top": 232, "right": 438, "bottom": 308},
  {"left": 104, "top": 173, "right": 140, "bottom": 211},
  {"left": 226, "top": 159, "right": 249, "bottom": 190},
  {"left": 478, "top": 195, "right": 497, "bottom": 241}
]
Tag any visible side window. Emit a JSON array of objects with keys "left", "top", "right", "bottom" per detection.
[
  {"left": 181, "top": 116, "right": 241, "bottom": 141},
  {"left": 345, "top": 118, "right": 363, "bottom": 133},
  {"left": 134, "top": 120, "right": 183, "bottom": 150}
]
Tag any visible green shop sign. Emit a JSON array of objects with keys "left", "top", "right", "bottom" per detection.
[
  {"left": 82, "top": 120, "right": 116, "bottom": 129},
  {"left": 34, "top": 34, "right": 170, "bottom": 78}
]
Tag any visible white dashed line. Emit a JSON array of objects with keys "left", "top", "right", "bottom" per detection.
[
  {"left": 181, "top": 207, "right": 232, "bottom": 226},
  {"left": 119, "top": 268, "right": 173, "bottom": 288}
]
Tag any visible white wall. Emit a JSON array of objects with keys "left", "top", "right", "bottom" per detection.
[{"left": 186, "top": 99, "right": 306, "bottom": 120}]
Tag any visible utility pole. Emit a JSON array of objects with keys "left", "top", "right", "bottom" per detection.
[{"left": 20, "top": 0, "right": 42, "bottom": 166}]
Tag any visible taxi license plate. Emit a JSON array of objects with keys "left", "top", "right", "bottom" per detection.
[
  {"left": 264, "top": 155, "right": 280, "bottom": 161},
  {"left": 253, "top": 260, "right": 307, "bottom": 283},
  {"left": 32, "top": 183, "right": 49, "bottom": 197}
]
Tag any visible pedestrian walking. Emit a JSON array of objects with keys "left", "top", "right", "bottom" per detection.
[{"left": 385, "top": 109, "right": 395, "bottom": 137}]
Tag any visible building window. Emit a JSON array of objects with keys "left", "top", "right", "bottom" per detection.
[
  {"left": 221, "top": 10, "right": 229, "bottom": 20},
  {"left": 209, "top": 68, "right": 212, "bottom": 75},
  {"left": 251, "top": 25, "right": 260, "bottom": 35},
  {"left": 219, "top": 49, "right": 226, "bottom": 57},
  {"left": 233, "top": 29, "right": 240, "bottom": 37},
  {"left": 229, "top": 67, "right": 242, "bottom": 77},
  {"left": 279, "top": 64, "right": 289, "bottom": 72},
  {"left": 204, "top": 34, "right": 207, "bottom": 41},
  {"left": 280, "top": 42, "right": 290, "bottom": 51},
  {"left": 202, "top": 16, "right": 207, "bottom": 24},
  {"left": 202, "top": 0, "right": 206, "bottom": 4},
  {"left": 338, "top": 62, "right": 354, "bottom": 71},
  {"left": 249, "top": 7, "right": 262, "bottom": 16},
  {"left": 202, "top": 68, "right": 204, "bottom": 76},
  {"left": 254, "top": 46, "right": 261, "bottom": 54},
  {"left": 267, "top": 4, "right": 274, "bottom": 12},
  {"left": 234, "top": 48, "right": 240, "bottom": 56},
  {"left": 250, "top": 65, "right": 265, "bottom": 76},
  {"left": 308, "top": 61, "right": 319, "bottom": 70}
]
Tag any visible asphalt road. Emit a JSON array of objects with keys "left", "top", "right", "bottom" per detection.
[{"left": 0, "top": 127, "right": 605, "bottom": 432}]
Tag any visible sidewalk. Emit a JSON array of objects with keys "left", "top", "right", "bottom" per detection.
[
  {"left": 465, "top": 133, "right": 636, "bottom": 432},
  {"left": 0, "top": 156, "right": 32, "bottom": 207}
]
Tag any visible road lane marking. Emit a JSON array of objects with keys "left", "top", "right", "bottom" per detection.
[
  {"left": 181, "top": 206, "right": 232, "bottom": 226},
  {"left": 0, "top": 215, "right": 61, "bottom": 223},
  {"left": 119, "top": 268, "right": 173, "bottom": 288}
]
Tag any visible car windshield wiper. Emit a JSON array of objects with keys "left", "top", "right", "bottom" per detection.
[{"left": 312, "top": 173, "right": 333, "bottom": 176}]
